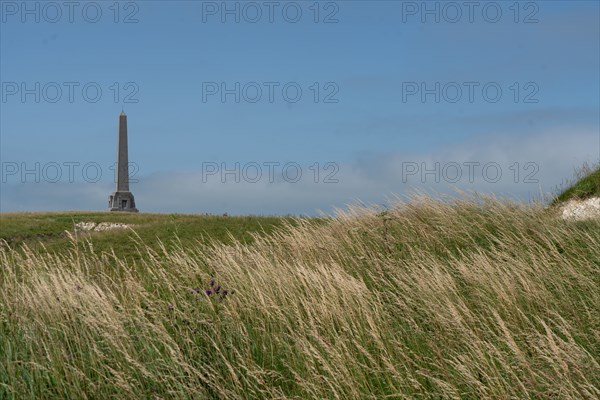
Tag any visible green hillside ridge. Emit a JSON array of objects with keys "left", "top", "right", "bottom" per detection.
[
  {"left": 553, "top": 164, "right": 600, "bottom": 204},
  {"left": 0, "top": 212, "right": 298, "bottom": 260}
]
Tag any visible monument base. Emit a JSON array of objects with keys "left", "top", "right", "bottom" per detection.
[{"left": 109, "top": 191, "right": 138, "bottom": 212}]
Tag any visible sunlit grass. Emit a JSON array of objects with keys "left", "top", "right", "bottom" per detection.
[{"left": 1, "top": 195, "right": 599, "bottom": 399}]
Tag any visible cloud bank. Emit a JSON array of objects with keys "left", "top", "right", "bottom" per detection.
[{"left": 2, "top": 126, "right": 597, "bottom": 215}]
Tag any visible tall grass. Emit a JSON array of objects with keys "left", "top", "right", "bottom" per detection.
[{"left": 1, "top": 195, "right": 599, "bottom": 399}]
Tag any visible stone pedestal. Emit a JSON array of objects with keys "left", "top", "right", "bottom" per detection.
[{"left": 109, "top": 191, "right": 138, "bottom": 212}]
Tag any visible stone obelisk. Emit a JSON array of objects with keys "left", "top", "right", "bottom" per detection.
[{"left": 108, "top": 111, "right": 138, "bottom": 212}]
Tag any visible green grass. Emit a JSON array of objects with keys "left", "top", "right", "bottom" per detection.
[
  {"left": 1, "top": 195, "right": 599, "bottom": 399},
  {"left": 553, "top": 163, "right": 600, "bottom": 204},
  {"left": 0, "top": 211, "right": 298, "bottom": 261}
]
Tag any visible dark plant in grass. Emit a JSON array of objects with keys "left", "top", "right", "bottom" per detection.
[{"left": 202, "top": 278, "right": 235, "bottom": 303}]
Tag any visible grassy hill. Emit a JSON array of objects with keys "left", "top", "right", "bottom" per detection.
[
  {"left": 0, "top": 212, "right": 296, "bottom": 261},
  {"left": 553, "top": 163, "right": 600, "bottom": 204},
  {"left": 1, "top": 193, "right": 599, "bottom": 399}
]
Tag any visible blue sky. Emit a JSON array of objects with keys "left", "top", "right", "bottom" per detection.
[{"left": 1, "top": 0, "right": 599, "bottom": 215}]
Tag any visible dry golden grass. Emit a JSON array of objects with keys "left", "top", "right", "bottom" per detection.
[{"left": 1, "top": 194, "right": 599, "bottom": 399}]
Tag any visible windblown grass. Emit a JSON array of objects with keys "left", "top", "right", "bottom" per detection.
[{"left": 1, "top": 195, "right": 599, "bottom": 399}]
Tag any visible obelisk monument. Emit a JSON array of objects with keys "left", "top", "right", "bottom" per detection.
[{"left": 108, "top": 111, "right": 138, "bottom": 212}]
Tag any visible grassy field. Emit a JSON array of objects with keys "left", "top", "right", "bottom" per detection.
[
  {"left": 0, "top": 212, "right": 295, "bottom": 261},
  {"left": 1, "top": 191, "right": 599, "bottom": 398}
]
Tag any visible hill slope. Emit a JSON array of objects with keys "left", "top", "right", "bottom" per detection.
[
  {"left": 1, "top": 195, "right": 598, "bottom": 399},
  {"left": 0, "top": 212, "right": 295, "bottom": 260},
  {"left": 554, "top": 164, "right": 600, "bottom": 203}
]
